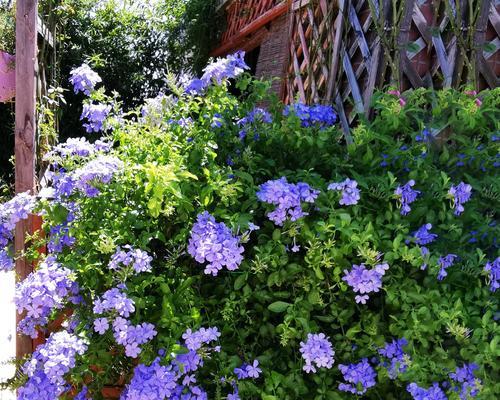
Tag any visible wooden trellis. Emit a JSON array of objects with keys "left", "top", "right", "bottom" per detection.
[
  {"left": 284, "top": 0, "right": 337, "bottom": 104},
  {"left": 282, "top": 0, "right": 499, "bottom": 136}
]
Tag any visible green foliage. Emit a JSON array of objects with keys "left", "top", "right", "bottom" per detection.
[
  {"left": 55, "top": 0, "right": 220, "bottom": 139},
  {"left": 0, "top": 1, "right": 15, "bottom": 53},
  {"left": 25, "top": 74, "right": 500, "bottom": 399}
]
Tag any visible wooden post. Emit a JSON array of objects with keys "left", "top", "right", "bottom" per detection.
[{"left": 15, "top": 0, "right": 38, "bottom": 359}]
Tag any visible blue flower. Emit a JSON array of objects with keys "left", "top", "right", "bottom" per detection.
[
  {"left": 69, "top": 64, "right": 101, "bottom": 95},
  {"left": 184, "top": 51, "right": 249, "bottom": 95},
  {"left": 407, "top": 382, "right": 447, "bottom": 400},
  {"left": 484, "top": 257, "right": 499, "bottom": 292},
  {"left": 394, "top": 180, "right": 420, "bottom": 215},
  {"left": 448, "top": 182, "right": 472, "bottom": 215},
  {"left": 338, "top": 359, "right": 376, "bottom": 395},
  {"left": 437, "top": 254, "right": 458, "bottom": 280},
  {"left": 449, "top": 363, "right": 482, "bottom": 399},
  {"left": 284, "top": 103, "right": 337, "bottom": 128},
  {"left": 327, "top": 178, "right": 360, "bottom": 205},
  {"left": 416, "top": 128, "right": 432, "bottom": 143},
  {"left": 299, "top": 333, "right": 335, "bottom": 373},
  {"left": 411, "top": 223, "right": 438, "bottom": 245},
  {"left": 188, "top": 212, "right": 244, "bottom": 276},
  {"left": 257, "top": 178, "right": 319, "bottom": 226},
  {"left": 343, "top": 263, "right": 389, "bottom": 303},
  {"left": 81, "top": 103, "right": 111, "bottom": 133},
  {"left": 378, "top": 338, "right": 409, "bottom": 378}
]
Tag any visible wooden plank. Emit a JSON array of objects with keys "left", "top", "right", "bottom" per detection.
[
  {"left": 432, "top": 34, "right": 452, "bottom": 87},
  {"left": 477, "top": 54, "right": 499, "bottom": 88},
  {"left": 363, "top": 37, "right": 381, "bottom": 115},
  {"left": 305, "top": 4, "right": 331, "bottom": 87},
  {"left": 342, "top": 50, "right": 364, "bottom": 114},
  {"left": 473, "top": 0, "right": 492, "bottom": 88},
  {"left": 348, "top": 3, "right": 371, "bottom": 65},
  {"left": 398, "top": 0, "right": 416, "bottom": 88},
  {"left": 293, "top": 0, "right": 311, "bottom": 10},
  {"left": 15, "top": 0, "right": 38, "bottom": 360},
  {"left": 291, "top": 43, "right": 307, "bottom": 102},
  {"left": 401, "top": 54, "right": 426, "bottom": 87},
  {"left": 37, "top": 15, "right": 54, "bottom": 48},
  {"left": 412, "top": 5, "right": 432, "bottom": 44},
  {"left": 326, "top": 0, "right": 345, "bottom": 101},
  {"left": 489, "top": 2, "right": 500, "bottom": 38},
  {"left": 335, "top": 92, "right": 353, "bottom": 144}
]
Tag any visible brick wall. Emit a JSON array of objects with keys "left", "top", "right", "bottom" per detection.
[{"left": 255, "top": 14, "right": 290, "bottom": 97}]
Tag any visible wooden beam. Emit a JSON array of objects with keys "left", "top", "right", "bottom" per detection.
[
  {"left": 15, "top": 0, "right": 38, "bottom": 360},
  {"left": 211, "top": 1, "right": 291, "bottom": 57},
  {"left": 37, "top": 15, "right": 54, "bottom": 48}
]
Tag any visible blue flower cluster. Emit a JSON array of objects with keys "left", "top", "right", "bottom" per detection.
[
  {"left": 109, "top": 245, "right": 153, "bottom": 274},
  {"left": 437, "top": 254, "right": 458, "bottom": 281},
  {"left": 184, "top": 51, "right": 249, "bottom": 95},
  {"left": 69, "top": 64, "right": 102, "bottom": 95},
  {"left": 448, "top": 182, "right": 472, "bottom": 215},
  {"left": 14, "top": 256, "right": 80, "bottom": 338},
  {"left": 338, "top": 358, "right": 377, "bottom": 395},
  {"left": 342, "top": 263, "right": 389, "bottom": 304},
  {"left": 449, "top": 363, "right": 482, "bottom": 399},
  {"left": 411, "top": 223, "right": 438, "bottom": 245},
  {"left": 121, "top": 326, "right": 227, "bottom": 400},
  {"left": 407, "top": 382, "right": 448, "bottom": 400},
  {"left": 111, "top": 317, "right": 157, "bottom": 358},
  {"left": 81, "top": 103, "right": 112, "bottom": 133},
  {"left": 182, "top": 326, "right": 221, "bottom": 350},
  {"left": 47, "top": 221, "right": 76, "bottom": 253},
  {"left": 120, "top": 357, "right": 177, "bottom": 400},
  {"left": 93, "top": 288, "right": 157, "bottom": 357},
  {"left": 327, "top": 178, "right": 360, "bottom": 205},
  {"left": 19, "top": 331, "right": 87, "bottom": 399},
  {"left": 0, "top": 192, "right": 36, "bottom": 271},
  {"left": 378, "top": 338, "right": 409, "bottom": 379},
  {"left": 44, "top": 137, "right": 111, "bottom": 160},
  {"left": 233, "top": 360, "right": 262, "bottom": 379},
  {"left": 187, "top": 212, "right": 244, "bottom": 276},
  {"left": 394, "top": 180, "right": 420, "bottom": 215},
  {"left": 256, "top": 178, "right": 319, "bottom": 225},
  {"left": 415, "top": 128, "right": 432, "bottom": 143},
  {"left": 236, "top": 107, "right": 272, "bottom": 140},
  {"left": 405, "top": 363, "right": 482, "bottom": 400},
  {"left": 73, "top": 386, "right": 89, "bottom": 400},
  {"left": 283, "top": 103, "right": 337, "bottom": 128},
  {"left": 93, "top": 287, "right": 135, "bottom": 317},
  {"left": 484, "top": 257, "right": 499, "bottom": 292},
  {"left": 52, "top": 155, "right": 124, "bottom": 198},
  {"left": 299, "top": 333, "right": 335, "bottom": 373}
]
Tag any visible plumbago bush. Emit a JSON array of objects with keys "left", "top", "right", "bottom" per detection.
[{"left": 1, "top": 53, "right": 499, "bottom": 399}]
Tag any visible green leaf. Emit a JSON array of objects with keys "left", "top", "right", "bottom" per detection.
[
  {"left": 346, "top": 325, "right": 361, "bottom": 339},
  {"left": 267, "top": 301, "right": 291, "bottom": 313},
  {"left": 272, "top": 229, "right": 281, "bottom": 241},
  {"left": 234, "top": 273, "right": 247, "bottom": 290}
]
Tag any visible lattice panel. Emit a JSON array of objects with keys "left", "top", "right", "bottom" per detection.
[
  {"left": 221, "top": 0, "right": 283, "bottom": 43},
  {"left": 334, "top": 0, "right": 389, "bottom": 133},
  {"left": 284, "top": 0, "right": 337, "bottom": 104},
  {"left": 283, "top": 0, "right": 499, "bottom": 138},
  {"left": 399, "top": 0, "right": 499, "bottom": 90}
]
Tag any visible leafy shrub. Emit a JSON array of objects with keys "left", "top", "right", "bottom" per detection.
[{"left": 2, "top": 56, "right": 499, "bottom": 399}]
